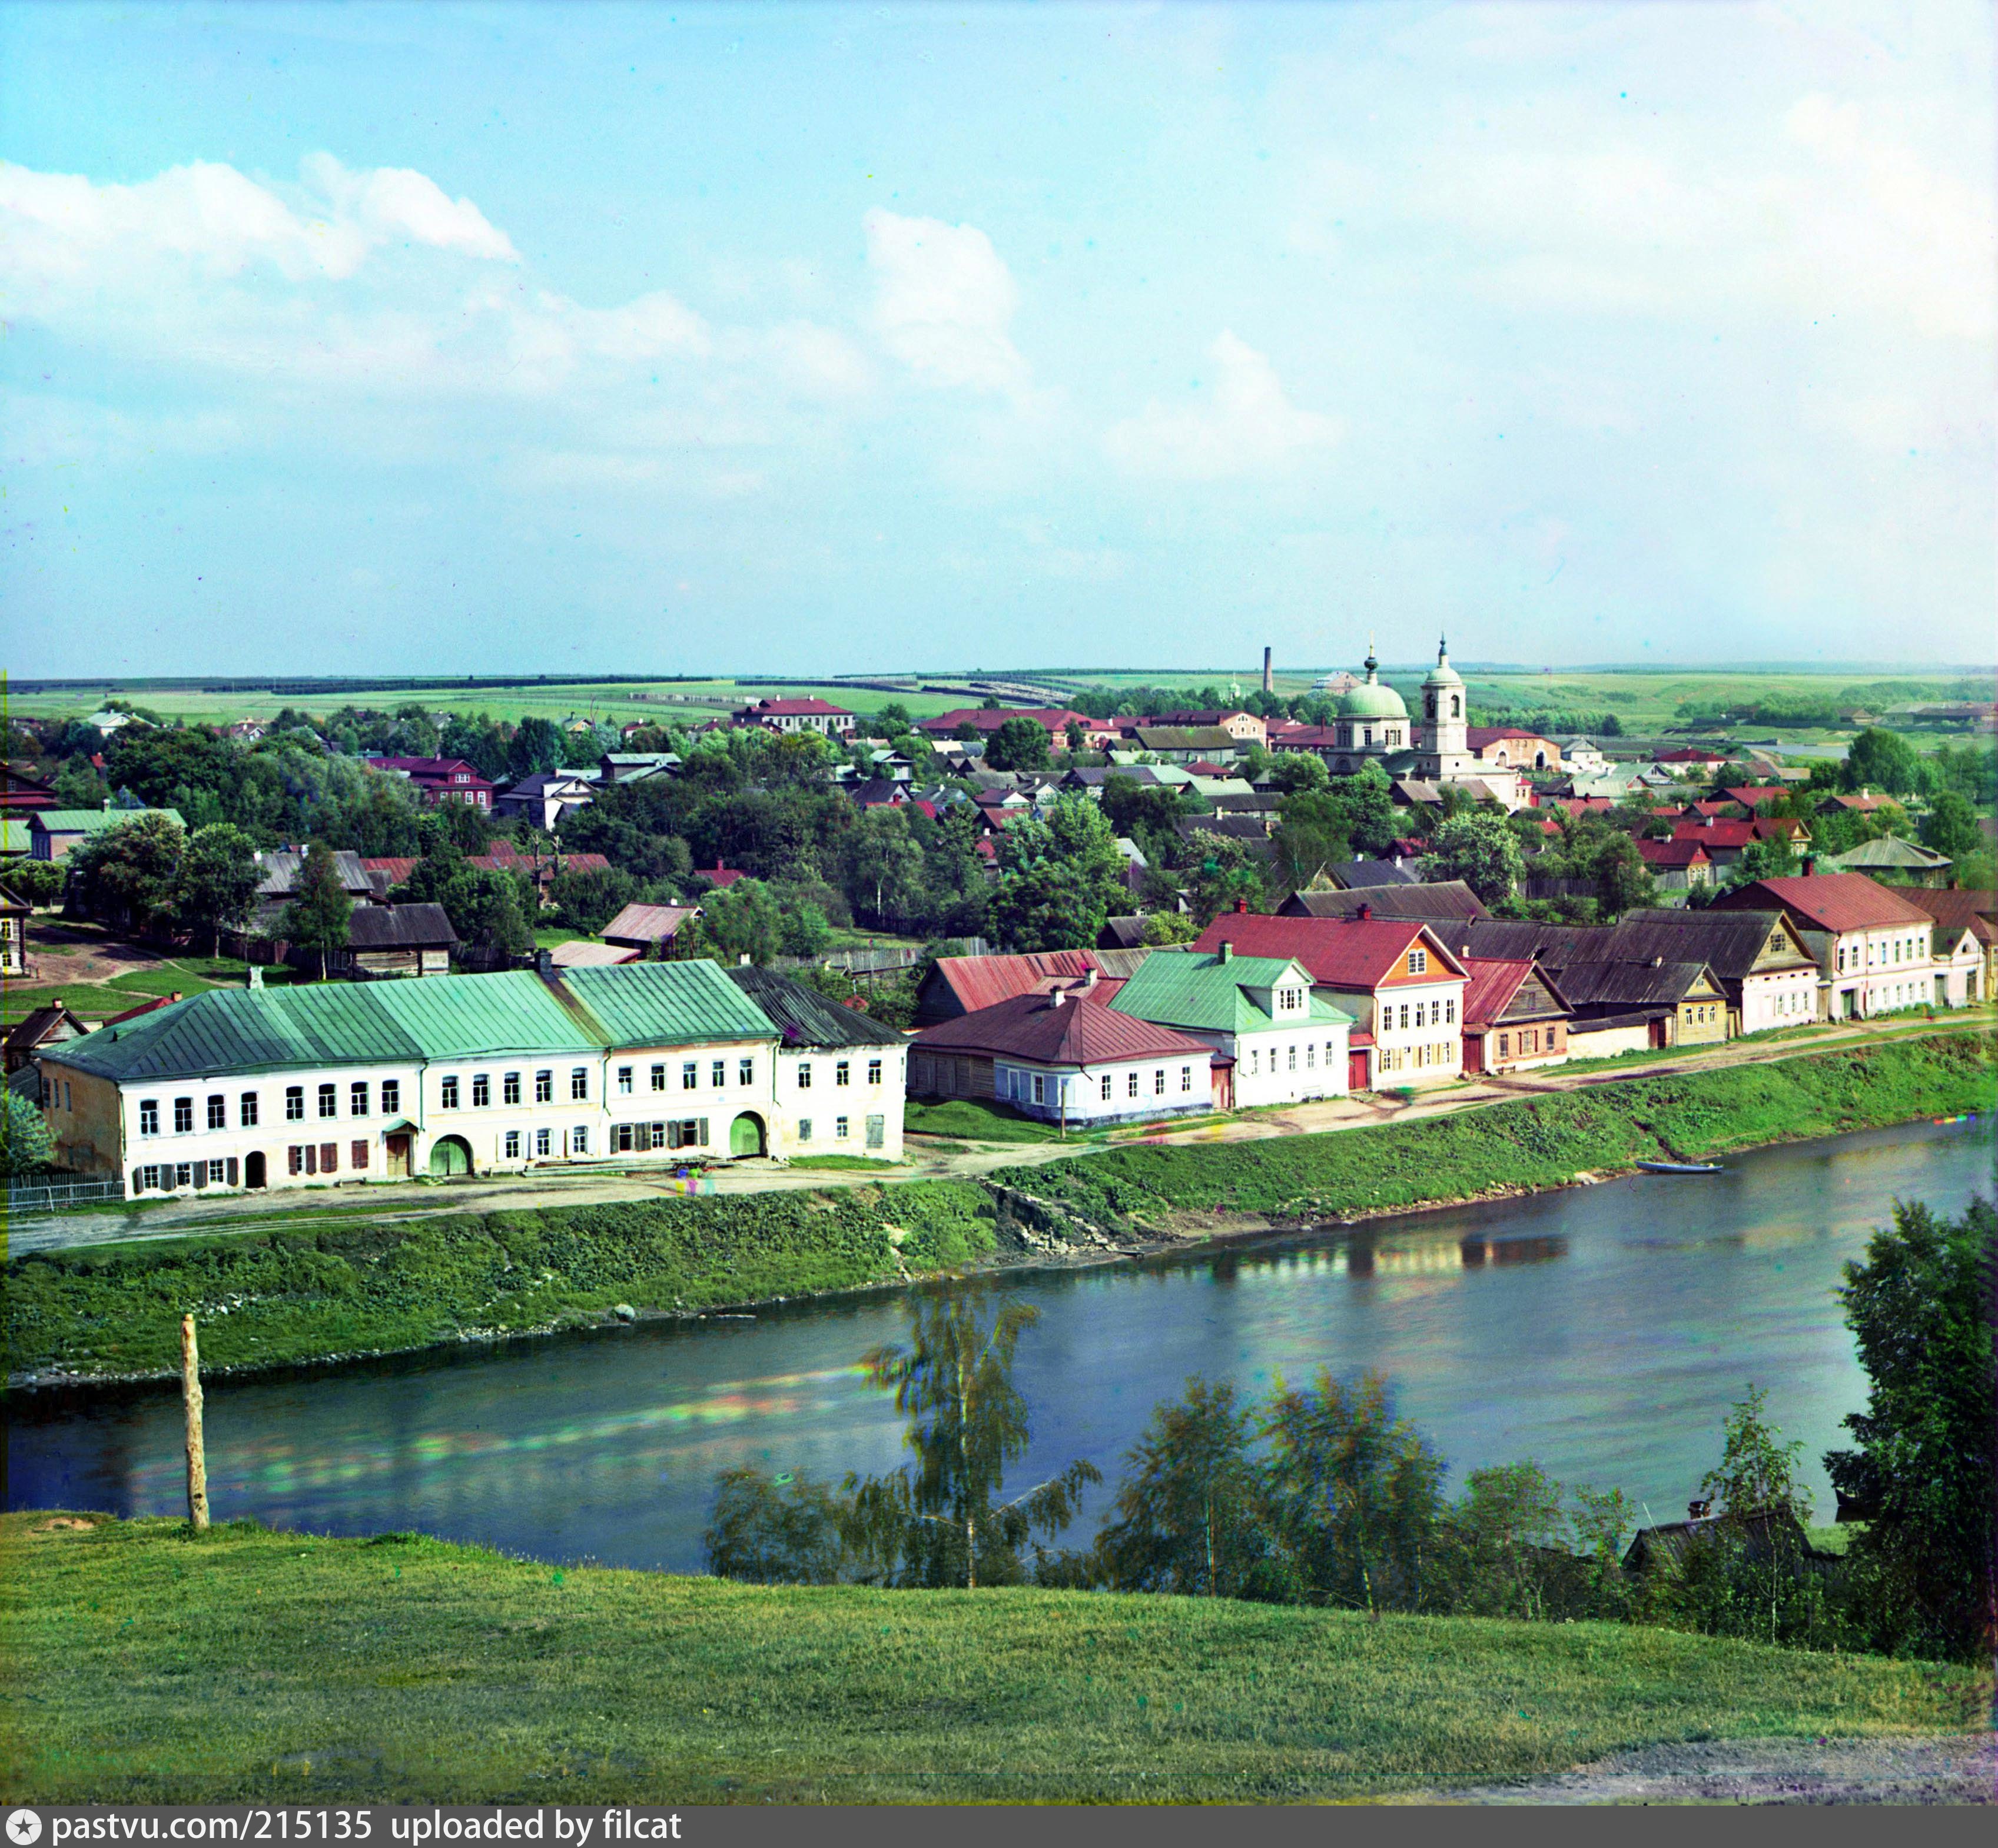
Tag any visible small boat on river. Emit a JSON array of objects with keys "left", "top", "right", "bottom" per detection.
[{"left": 1636, "top": 1159, "right": 1724, "bottom": 1175}]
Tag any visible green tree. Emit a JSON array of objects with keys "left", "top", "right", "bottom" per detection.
[
  {"left": 1262, "top": 1369, "right": 1446, "bottom": 1614},
  {"left": 507, "top": 716, "right": 566, "bottom": 780},
  {"left": 51, "top": 758, "right": 108, "bottom": 809},
  {"left": 1732, "top": 835, "right": 1798, "bottom": 885},
  {"left": 872, "top": 702, "right": 913, "bottom": 734},
  {"left": 1701, "top": 1385, "right": 1810, "bottom": 1525},
  {"left": 1184, "top": 830, "right": 1267, "bottom": 925},
  {"left": 1267, "top": 752, "right": 1329, "bottom": 795},
  {"left": 174, "top": 823, "right": 263, "bottom": 953},
  {"left": 1919, "top": 790, "right": 1983, "bottom": 862},
  {"left": 281, "top": 840, "right": 352, "bottom": 979},
  {"left": 549, "top": 864, "right": 638, "bottom": 935},
  {"left": 990, "top": 795, "right": 1127, "bottom": 951},
  {"left": 848, "top": 1289, "right": 1100, "bottom": 1588},
  {"left": 985, "top": 716, "right": 1052, "bottom": 772},
  {"left": 65, "top": 812, "right": 185, "bottom": 933},
  {"left": 1420, "top": 810, "right": 1526, "bottom": 905},
  {"left": 1, "top": 1091, "right": 57, "bottom": 1176},
  {"left": 1272, "top": 789, "right": 1352, "bottom": 890},
  {"left": 1824, "top": 1199, "right": 1996, "bottom": 1663},
  {"left": 1323, "top": 762, "right": 1400, "bottom": 857},
  {"left": 1140, "top": 910, "right": 1200, "bottom": 945},
  {"left": 1841, "top": 727, "right": 1921, "bottom": 796},
  {"left": 842, "top": 806, "right": 925, "bottom": 926},
  {"left": 685, "top": 878, "right": 784, "bottom": 966},
  {"left": 1091, "top": 1378, "right": 1275, "bottom": 1598}
]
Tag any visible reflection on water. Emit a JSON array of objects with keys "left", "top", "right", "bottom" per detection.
[{"left": 9, "top": 1117, "right": 1992, "bottom": 1573}]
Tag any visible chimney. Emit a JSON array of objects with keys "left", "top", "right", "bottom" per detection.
[
  {"left": 1262, "top": 646, "right": 1273, "bottom": 694},
  {"left": 1048, "top": 985, "right": 1067, "bottom": 1008},
  {"left": 1234, "top": 897, "right": 1249, "bottom": 914},
  {"left": 1801, "top": 856, "right": 1816, "bottom": 878},
  {"left": 536, "top": 947, "right": 555, "bottom": 979},
  {"left": 1083, "top": 966, "right": 1098, "bottom": 991},
  {"left": 247, "top": 966, "right": 264, "bottom": 991},
  {"left": 738, "top": 952, "right": 752, "bottom": 966},
  {"left": 1358, "top": 903, "right": 1373, "bottom": 922},
  {"left": 1219, "top": 940, "right": 1233, "bottom": 963}
]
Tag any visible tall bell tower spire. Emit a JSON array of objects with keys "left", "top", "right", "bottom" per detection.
[{"left": 1420, "top": 631, "right": 1468, "bottom": 775}]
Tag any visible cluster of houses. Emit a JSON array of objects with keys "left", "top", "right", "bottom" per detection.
[{"left": 900, "top": 866, "right": 1994, "bottom": 1126}]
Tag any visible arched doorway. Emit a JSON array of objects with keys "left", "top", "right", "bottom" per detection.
[
  {"left": 428, "top": 1135, "right": 473, "bottom": 1178},
  {"left": 244, "top": 1150, "right": 267, "bottom": 1189},
  {"left": 728, "top": 1113, "right": 766, "bottom": 1158}
]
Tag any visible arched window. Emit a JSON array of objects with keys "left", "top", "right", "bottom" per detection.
[{"left": 1451, "top": 694, "right": 1461, "bottom": 717}]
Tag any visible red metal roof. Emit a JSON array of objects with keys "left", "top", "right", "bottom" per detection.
[
  {"left": 1715, "top": 872, "right": 1933, "bottom": 933},
  {"left": 1672, "top": 818, "right": 1757, "bottom": 847},
  {"left": 913, "top": 989, "right": 1212, "bottom": 1066},
  {"left": 930, "top": 950, "right": 1123, "bottom": 1015},
  {"left": 1458, "top": 958, "right": 1532, "bottom": 1029},
  {"left": 1636, "top": 838, "right": 1711, "bottom": 868},
  {"left": 1192, "top": 912, "right": 1466, "bottom": 991},
  {"left": 1719, "top": 786, "right": 1786, "bottom": 810},
  {"left": 917, "top": 707, "right": 1099, "bottom": 737},
  {"left": 1655, "top": 746, "right": 1728, "bottom": 763},
  {"left": 742, "top": 697, "right": 853, "bottom": 716},
  {"left": 362, "top": 856, "right": 421, "bottom": 886}
]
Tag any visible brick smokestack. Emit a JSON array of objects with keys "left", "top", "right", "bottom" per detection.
[{"left": 1262, "top": 646, "right": 1273, "bottom": 693}]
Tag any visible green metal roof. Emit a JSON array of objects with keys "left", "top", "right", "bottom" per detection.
[
  {"left": 562, "top": 960, "right": 776, "bottom": 1048},
  {"left": 369, "top": 971, "right": 606, "bottom": 1058},
  {"left": 32, "top": 808, "right": 185, "bottom": 833},
  {"left": 1109, "top": 950, "right": 1353, "bottom": 1036}
]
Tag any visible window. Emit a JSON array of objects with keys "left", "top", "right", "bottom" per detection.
[
  {"left": 1249, "top": 1049, "right": 1259, "bottom": 1075},
  {"left": 1101, "top": 1075, "right": 1113, "bottom": 1101},
  {"left": 678, "top": 1061, "right": 698, "bottom": 1091},
  {"left": 1287, "top": 1045, "right": 1297, "bottom": 1072},
  {"left": 1153, "top": 1068, "right": 1166, "bottom": 1095},
  {"left": 1181, "top": 1065, "right": 1193, "bottom": 1092},
  {"left": 140, "top": 1166, "right": 161, "bottom": 1192},
  {"left": 290, "top": 1145, "right": 305, "bottom": 1175},
  {"left": 739, "top": 1058, "right": 754, "bottom": 1087},
  {"left": 351, "top": 1141, "right": 369, "bottom": 1171},
  {"left": 712, "top": 1061, "right": 725, "bottom": 1087},
  {"left": 1399, "top": 1004, "right": 1410, "bottom": 1030},
  {"left": 836, "top": 1060, "right": 851, "bottom": 1087},
  {"left": 835, "top": 1116, "right": 849, "bottom": 1140},
  {"left": 240, "top": 1092, "right": 258, "bottom": 1128},
  {"left": 381, "top": 1079, "right": 400, "bottom": 1115},
  {"left": 473, "top": 1074, "right": 490, "bottom": 1108},
  {"left": 318, "top": 1083, "right": 337, "bottom": 1119},
  {"left": 1128, "top": 1071, "right": 1140, "bottom": 1098},
  {"left": 535, "top": 1070, "right": 553, "bottom": 1104},
  {"left": 571, "top": 1068, "right": 589, "bottom": 1101},
  {"left": 440, "top": 1076, "right": 460, "bottom": 1110},
  {"left": 207, "top": 1095, "right": 226, "bottom": 1130},
  {"left": 797, "top": 1062, "right": 813, "bottom": 1089},
  {"left": 505, "top": 1072, "right": 522, "bottom": 1105},
  {"left": 351, "top": 1081, "right": 369, "bottom": 1116},
  {"left": 1498, "top": 1033, "right": 1510, "bottom": 1058},
  {"left": 1306, "top": 1043, "right": 1315, "bottom": 1068},
  {"left": 1414, "top": 1002, "right": 1426, "bottom": 1028},
  {"left": 174, "top": 1096, "right": 194, "bottom": 1134},
  {"left": 1409, "top": 948, "right": 1428, "bottom": 974},
  {"left": 140, "top": 1099, "right": 160, "bottom": 1137},
  {"left": 572, "top": 1125, "right": 589, "bottom": 1154},
  {"left": 1032, "top": 1073, "right": 1046, "bottom": 1104},
  {"left": 1445, "top": 999, "right": 1456, "bottom": 1025},
  {"left": 650, "top": 1064, "right": 665, "bottom": 1092},
  {"left": 176, "top": 1163, "right": 193, "bottom": 1189},
  {"left": 868, "top": 1059, "right": 882, "bottom": 1086},
  {"left": 535, "top": 1128, "right": 552, "bottom": 1158},
  {"left": 866, "top": 1115, "right": 884, "bottom": 1149},
  {"left": 505, "top": 1130, "right": 520, "bottom": 1159},
  {"left": 618, "top": 1066, "right": 633, "bottom": 1095},
  {"left": 798, "top": 1118, "right": 813, "bottom": 1142}
]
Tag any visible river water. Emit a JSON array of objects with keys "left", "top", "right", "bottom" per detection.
[{"left": 9, "top": 1118, "right": 1991, "bottom": 1571}]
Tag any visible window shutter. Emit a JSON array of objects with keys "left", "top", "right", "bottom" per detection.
[{"left": 698, "top": 1118, "right": 709, "bottom": 1146}]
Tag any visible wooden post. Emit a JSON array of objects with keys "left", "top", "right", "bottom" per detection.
[{"left": 181, "top": 1314, "right": 209, "bottom": 1531}]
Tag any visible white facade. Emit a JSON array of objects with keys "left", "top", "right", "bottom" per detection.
[
  {"left": 772, "top": 1042, "right": 910, "bottom": 1158},
  {"left": 1817, "top": 921, "right": 1964, "bottom": 1019},
  {"left": 1738, "top": 964, "right": 1823, "bottom": 1032},
  {"left": 993, "top": 1053, "right": 1213, "bottom": 1125},
  {"left": 1363, "top": 979, "right": 1466, "bottom": 1085},
  {"left": 1227, "top": 1016, "right": 1352, "bottom": 1108}
]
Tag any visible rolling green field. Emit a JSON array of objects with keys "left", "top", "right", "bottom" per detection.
[{"left": 1, "top": 1513, "right": 1983, "bottom": 1803}]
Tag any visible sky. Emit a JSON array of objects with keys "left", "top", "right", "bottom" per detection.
[{"left": 2, "top": 0, "right": 1993, "bottom": 678}]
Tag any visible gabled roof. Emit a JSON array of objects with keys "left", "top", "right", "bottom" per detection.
[
  {"left": 725, "top": 966, "right": 907, "bottom": 1048},
  {"left": 1191, "top": 912, "right": 1468, "bottom": 991},
  {"left": 1612, "top": 909, "right": 1817, "bottom": 978},
  {"left": 600, "top": 902, "right": 701, "bottom": 944},
  {"left": 1277, "top": 880, "right": 1491, "bottom": 923},
  {"left": 741, "top": 696, "right": 853, "bottom": 716},
  {"left": 1554, "top": 958, "right": 1724, "bottom": 1008},
  {"left": 914, "top": 988, "right": 1213, "bottom": 1066},
  {"left": 1671, "top": 819, "right": 1757, "bottom": 848},
  {"left": 1110, "top": 949, "right": 1353, "bottom": 1035},
  {"left": 1447, "top": 920, "right": 1604, "bottom": 969},
  {"left": 922, "top": 949, "right": 1127, "bottom": 1019},
  {"left": 32, "top": 807, "right": 185, "bottom": 835},
  {"left": 1459, "top": 958, "right": 1572, "bottom": 1028},
  {"left": 4, "top": 1003, "right": 89, "bottom": 1055},
  {"left": 560, "top": 960, "right": 775, "bottom": 1048},
  {"left": 1820, "top": 836, "right": 1951, "bottom": 872},
  {"left": 1712, "top": 872, "right": 1934, "bottom": 933},
  {"left": 256, "top": 849, "right": 372, "bottom": 896},
  {"left": 1134, "top": 726, "right": 1239, "bottom": 752},
  {"left": 1636, "top": 838, "right": 1712, "bottom": 869},
  {"left": 1895, "top": 887, "right": 1998, "bottom": 945},
  {"left": 549, "top": 940, "right": 642, "bottom": 968},
  {"left": 344, "top": 903, "right": 458, "bottom": 949},
  {"left": 1327, "top": 858, "right": 1418, "bottom": 889}
]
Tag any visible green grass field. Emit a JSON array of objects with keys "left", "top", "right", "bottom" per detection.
[
  {"left": 1, "top": 1513, "right": 1981, "bottom": 1804},
  {"left": 905, "top": 1096, "right": 1108, "bottom": 1144}
]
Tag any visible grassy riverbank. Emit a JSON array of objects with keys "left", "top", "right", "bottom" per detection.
[
  {"left": 995, "top": 1035, "right": 1996, "bottom": 1231},
  {"left": 7, "top": 1036, "right": 1990, "bottom": 1386},
  {"left": 1, "top": 1513, "right": 1983, "bottom": 1804}
]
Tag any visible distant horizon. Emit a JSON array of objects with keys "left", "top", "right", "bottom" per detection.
[{"left": 4, "top": 3, "right": 1991, "bottom": 675}]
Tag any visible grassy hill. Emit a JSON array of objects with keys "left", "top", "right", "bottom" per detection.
[{"left": 1, "top": 1513, "right": 1983, "bottom": 1804}]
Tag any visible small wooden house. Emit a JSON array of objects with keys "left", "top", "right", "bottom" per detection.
[{"left": 326, "top": 903, "right": 458, "bottom": 978}]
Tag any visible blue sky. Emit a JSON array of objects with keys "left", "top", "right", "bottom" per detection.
[{"left": 3, "top": 1, "right": 1992, "bottom": 677}]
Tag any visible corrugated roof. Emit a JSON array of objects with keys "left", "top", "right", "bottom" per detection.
[
  {"left": 915, "top": 989, "right": 1214, "bottom": 1065},
  {"left": 549, "top": 940, "right": 642, "bottom": 967},
  {"left": 1279, "top": 881, "right": 1491, "bottom": 924},
  {"left": 562, "top": 959, "right": 775, "bottom": 1048},
  {"left": 926, "top": 950, "right": 1114, "bottom": 1018},
  {"left": 1820, "top": 837, "right": 1951, "bottom": 870},
  {"left": 1555, "top": 959, "right": 1721, "bottom": 1008},
  {"left": 33, "top": 807, "right": 185, "bottom": 833},
  {"left": 1897, "top": 887, "right": 1998, "bottom": 945},
  {"left": 1193, "top": 913, "right": 1467, "bottom": 991},
  {"left": 600, "top": 902, "right": 701, "bottom": 944},
  {"left": 345, "top": 903, "right": 459, "bottom": 949},
  {"left": 1612, "top": 909, "right": 1816, "bottom": 978},
  {"left": 726, "top": 966, "right": 910, "bottom": 1048},
  {"left": 1671, "top": 819, "right": 1757, "bottom": 848},
  {"left": 1448, "top": 920, "right": 1604, "bottom": 968},
  {"left": 1110, "top": 949, "right": 1353, "bottom": 1035}
]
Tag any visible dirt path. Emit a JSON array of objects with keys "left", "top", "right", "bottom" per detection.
[
  {"left": 8, "top": 1013, "right": 1988, "bottom": 1257},
  {"left": 1416, "top": 1731, "right": 1996, "bottom": 1804}
]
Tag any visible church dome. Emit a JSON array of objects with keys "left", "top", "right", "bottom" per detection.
[
  {"left": 1423, "top": 636, "right": 1463, "bottom": 688},
  {"left": 1336, "top": 643, "right": 1409, "bottom": 721}
]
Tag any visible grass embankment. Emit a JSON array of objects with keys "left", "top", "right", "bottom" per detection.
[
  {"left": 8, "top": 1038, "right": 1990, "bottom": 1386},
  {"left": 2, "top": 1514, "right": 1982, "bottom": 1804},
  {"left": 993, "top": 1035, "right": 1996, "bottom": 1230}
]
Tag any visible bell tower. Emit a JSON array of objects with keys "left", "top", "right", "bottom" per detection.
[{"left": 1420, "top": 634, "right": 1468, "bottom": 776}]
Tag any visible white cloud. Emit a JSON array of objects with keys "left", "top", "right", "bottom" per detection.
[
  {"left": 863, "top": 207, "right": 1030, "bottom": 394},
  {"left": 301, "top": 153, "right": 520, "bottom": 264},
  {"left": 1104, "top": 333, "right": 1342, "bottom": 480}
]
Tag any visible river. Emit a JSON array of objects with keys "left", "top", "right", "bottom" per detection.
[{"left": 9, "top": 1118, "right": 1991, "bottom": 1571}]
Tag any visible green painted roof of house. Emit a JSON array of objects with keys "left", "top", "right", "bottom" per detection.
[
  {"left": 562, "top": 959, "right": 776, "bottom": 1048},
  {"left": 1820, "top": 836, "right": 1950, "bottom": 870},
  {"left": 1108, "top": 949, "right": 1354, "bottom": 1036},
  {"left": 368, "top": 971, "right": 606, "bottom": 1058},
  {"left": 32, "top": 808, "right": 185, "bottom": 833}
]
